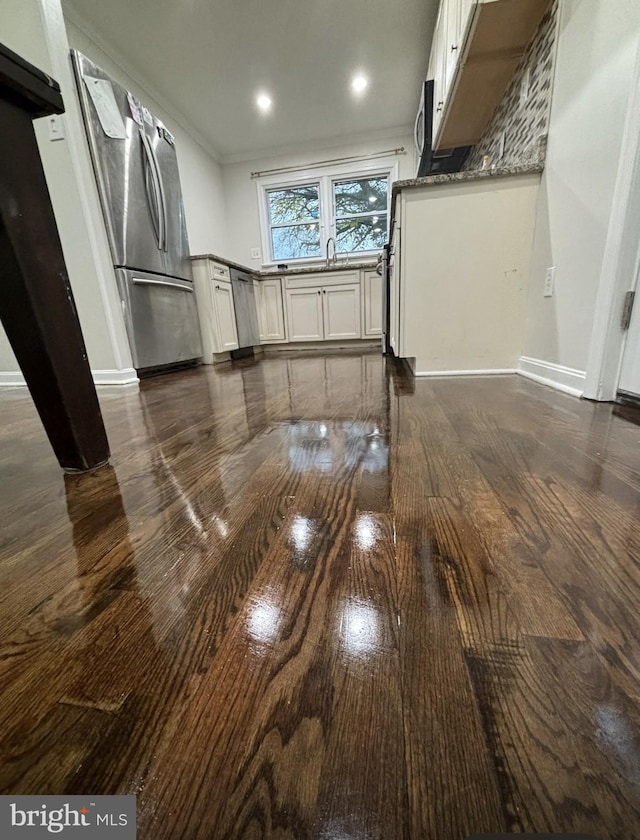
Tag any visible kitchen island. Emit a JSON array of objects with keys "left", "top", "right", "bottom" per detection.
[{"left": 389, "top": 162, "right": 544, "bottom": 377}]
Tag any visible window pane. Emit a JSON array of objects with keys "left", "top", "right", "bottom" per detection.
[
  {"left": 272, "top": 223, "right": 321, "bottom": 260},
  {"left": 336, "top": 215, "right": 388, "bottom": 253},
  {"left": 334, "top": 177, "right": 388, "bottom": 215},
  {"left": 268, "top": 185, "right": 320, "bottom": 225}
]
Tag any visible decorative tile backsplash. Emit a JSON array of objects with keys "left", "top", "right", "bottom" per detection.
[{"left": 464, "top": 0, "right": 559, "bottom": 170}]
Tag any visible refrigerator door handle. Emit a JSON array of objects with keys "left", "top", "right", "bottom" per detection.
[
  {"left": 132, "top": 277, "right": 194, "bottom": 291},
  {"left": 140, "top": 129, "right": 163, "bottom": 250},
  {"left": 150, "top": 141, "right": 168, "bottom": 252}
]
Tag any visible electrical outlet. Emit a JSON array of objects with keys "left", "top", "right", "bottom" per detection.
[
  {"left": 47, "top": 114, "right": 65, "bottom": 141},
  {"left": 251, "top": 248, "right": 261, "bottom": 260},
  {"left": 544, "top": 266, "right": 556, "bottom": 298}
]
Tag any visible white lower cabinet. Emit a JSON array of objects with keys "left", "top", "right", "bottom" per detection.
[
  {"left": 285, "top": 287, "right": 325, "bottom": 341},
  {"left": 258, "top": 278, "right": 287, "bottom": 343},
  {"left": 322, "top": 284, "right": 361, "bottom": 339},
  {"left": 285, "top": 278, "right": 362, "bottom": 342},
  {"left": 362, "top": 270, "right": 383, "bottom": 337},
  {"left": 213, "top": 280, "right": 239, "bottom": 351},
  {"left": 192, "top": 259, "right": 239, "bottom": 361}
]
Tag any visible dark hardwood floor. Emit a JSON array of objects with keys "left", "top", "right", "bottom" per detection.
[{"left": 2, "top": 351, "right": 640, "bottom": 838}]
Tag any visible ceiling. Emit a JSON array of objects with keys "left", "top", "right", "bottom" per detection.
[{"left": 63, "top": 0, "right": 439, "bottom": 162}]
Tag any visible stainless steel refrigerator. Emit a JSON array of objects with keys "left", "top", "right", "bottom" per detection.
[{"left": 71, "top": 50, "right": 202, "bottom": 373}]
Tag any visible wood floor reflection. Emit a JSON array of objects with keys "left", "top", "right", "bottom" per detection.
[{"left": 2, "top": 351, "right": 640, "bottom": 838}]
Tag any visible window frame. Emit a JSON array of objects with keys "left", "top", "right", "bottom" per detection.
[
  {"left": 257, "top": 158, "right": 399, "bottom": 267},
  {"left": 331, "top": 174, "right": 391, "bottom": 256},
  {"left": 265, "top": 181, "right": 323, "bottom": 263}
]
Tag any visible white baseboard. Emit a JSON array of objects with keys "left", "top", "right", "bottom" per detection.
[
  {"left": 517, "top": 356, "right": 586, "bottom": 398},
  {"left": 92, "top": 368, "right": 139, "bottom": 386},
  {"left": 264, "top": 339, "right": 378, "bottom": 355},
  {"left": 0, "top": 372, "right": 28, "bottom": 388},
  {"left": 414, "top": 368, "right": 516, "bottom": 378},
  {"left": 0, "top": 368, "right": 139, "bottom": 388}
]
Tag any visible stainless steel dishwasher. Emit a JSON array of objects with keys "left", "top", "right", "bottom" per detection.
[{"left": 230, "top": 268, "right": 260, "bottom": 352}]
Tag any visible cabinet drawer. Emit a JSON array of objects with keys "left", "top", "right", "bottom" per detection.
[
  {"left": 285, "top": 271, "right": 359, "bottom": 289},
  {"left": 211, "top": 261, "right": 230, "bottom": 282}
]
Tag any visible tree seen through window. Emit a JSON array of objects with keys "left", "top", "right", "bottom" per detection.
[{"left": 265, "top": 173, "right": 389, "bottom": 262}]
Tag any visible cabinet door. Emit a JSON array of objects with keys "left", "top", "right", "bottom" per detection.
[
  {"left": 431, "top": 4, "right": 447, "bottom": 140},
  {"left": 192, "top": 260, "right": 218, "bottom": 363},
  {"left": 285, "top": 287, "right": 324, "bottom": 341},
  {"left": 362, "top": 271, "right": 383, "bottom": 337},
  {"left": 213, "top": 280, "right": 239, "bottom": 352},
  {"left": 458, "top": 0, "right": 475, "bottom": 45},
  {"left": 322, "top": 284, "right": 361, "bottom": 340},
  {"left": 444, "top": 0, "right": 461, "bottom": 92},
  {"left": 258, "top": 278, "right": 287, "bottom": 343}
]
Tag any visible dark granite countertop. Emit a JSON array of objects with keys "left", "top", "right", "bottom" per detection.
[
  {"left": 389, "top": 161, "right": 545, "bottom": 235},
  {"left": 392, "top": 161, "right": 544, "bottom": 198},
  {"left": 189, "top": 253, "right": 257, "bottom": 275},
  {"left": 189, "top": 253, "right": 377, "bottom": 278}
]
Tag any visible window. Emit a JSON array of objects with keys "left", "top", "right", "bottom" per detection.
[
  {"left": 333, "top": 176, "right": 389, "bottom": 254},
  {"left": 267, "top": 184, "right": 321, "bottom": 261},
  {"left": 259, "top": 162, "right": 396, "bottom": 265}
]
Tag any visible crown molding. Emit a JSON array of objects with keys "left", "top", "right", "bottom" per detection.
[
  {"left": 63, "top": 4, "right": 222, "bottom": 164},
  {"left": 219, "top": 124, "right": 414, "bottom": 167}
]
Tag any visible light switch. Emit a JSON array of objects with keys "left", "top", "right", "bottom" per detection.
[
  {"left": 47, "top": 115, "right": 65, "bottom": 141},
  {"left": 251, "top": 248, "right": 261, "bottom": 260},
  {"left": 544, "top": 266, "right": 556, "bottom": 298}
]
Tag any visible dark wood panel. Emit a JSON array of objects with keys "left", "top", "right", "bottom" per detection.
[{"left": 0, "top": 62, "right": 109, "bottom": 472}]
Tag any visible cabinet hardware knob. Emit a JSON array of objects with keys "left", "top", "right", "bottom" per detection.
[
  {"left": 317, "top": 290, "right": 321, "bottom": 295},
  {"left": 216, "top": 284, "right": 221, "bottom": 289},
  {"left": 436, "top": 103, "right": 443, "bottom": 113},
  {"left": 451, "top": 44, "right": 458, "bottom": 51}
]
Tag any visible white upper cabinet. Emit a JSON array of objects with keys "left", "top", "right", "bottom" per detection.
[
  {"left": 457, "top": 0, "right": 475, "bottom": 44},
  {"left": 444, "top": 0, "right": 461, "bottom": 93},
  {"left": 429, "top": 0, "right": 552, "bottom": 150},
  {"left": 431, "top": 3, "right": 447, "bottom": 141}
]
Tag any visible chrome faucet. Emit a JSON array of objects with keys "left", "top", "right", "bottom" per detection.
[{"left": 325, "top": 236, "right": 337, "bottom": 268}]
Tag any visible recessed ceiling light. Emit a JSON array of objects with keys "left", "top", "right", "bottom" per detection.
[
  {"left": 256, "top": 93, "right": 272, "bottom": 112},
  {"left": 351, "top": 74, "right": 368, "bottom": 95}
]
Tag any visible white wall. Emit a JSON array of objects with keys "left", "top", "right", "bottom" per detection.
[
  {"left": 64, "top": 18, "right": 228, "bottom": 257},
  {"left": 0, "top": 0, "right": 133, "bottom": 378},
  {"left": 523, "top": 0, "right": 640, "bottom": 375},
  {"left": 222, "top": 131, "right": 414, "bottom": 268}
]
